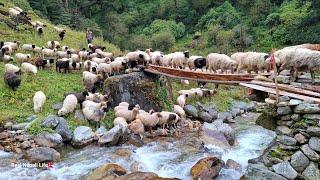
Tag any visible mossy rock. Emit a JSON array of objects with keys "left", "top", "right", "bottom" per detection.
[{"left": 256, "top": 107, "right": 277, "bottom": 130}]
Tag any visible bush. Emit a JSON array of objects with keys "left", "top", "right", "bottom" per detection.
[
  {"left": 151, "top": 31, "right": 175, "bottom": 51},
  {"left": 143, "top": 19, "right": 185, "bottom": 39},
  {"left": 129, "top": 34, "right": 152, "bottom": 50}
]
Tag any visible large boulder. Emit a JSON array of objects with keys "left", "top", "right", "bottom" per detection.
[
  {"left": 302, "top": 162, "right": 320, "bottom": 180},
  {"left": 98, "top": 125, "right": 127, "bottom": 146},
  {"left": 41, "top": 115, "right": 60, "bottom": 128},
  {"left": 290, "top": 151, "right": 310, "bottom": 172},
  {"left": 12, "top": 123, "right": 29, "bottom": 130},
  {"left": 201, "top": 120, "right": 235, "bottom": 147},
  {"left": 104, "top": 72, "right": 162, "bottom": 111},
  {"left": 245, "top": 163, "right": 286, "bottom": 180},
  {"left": 71, "top": 126, "right": 93, "bottom": 147},
  {"left": 309, "top": 137, "right": 320, "bottom": 152},
  {"left": 34, "top": 133, "right": 63, "bottom": 148},
  {"left": 301, "top": 144, "right": 320, "bottom": 161},
  {"left": 272, "top": 161, "right": 298, "bottom": 180},
  {"left": 184, "top": 105, "right": 198, "bottom": 118},
  {"left": 49, "top": 116, "right": 73, "bottom": 142},
  {"left": 87, "top": 163, "right": 127, "bottom": 180},
  {"left": 190, "top": 157, "right": 224, "bottom": 179},
  {"left": 24, "top": 147, "right": 60, "bottom": 163},
  {"left": 307, "top": 126, "right": 320, "bottom": 137},
  {"left": 294, "top": 103, "right": 320, "bottom": 114},
  {"left": 198, "top": 111, "right": 213, "bottom": 123},
  {"left": 225, "top": 159, "right": 242, "bottom": 172},
  {"left": 127, "top": 134, "right": 144, "bottom": 147}
]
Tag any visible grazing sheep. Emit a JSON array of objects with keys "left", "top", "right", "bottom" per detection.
[
  {"left": 79, "top": 50, "right": 89, "bottom": 60},
  {"left": 57, "top": 50, "right": 71, "bottom": 58},
  {"left": 56, "top": 60, "right": 71, "bottom": 73},
  {"left": 66, "top": 91, "right": 89, "bottom": 108},
  {"left": 54, "top": 27, "right": 66, "bottom": 40},
  {"left": 83, "top": 71, "right": 103, "bottom": 92},
  {"left": 4, "top": 64, "right": 20, "bottom": 74},
  {"left": 21, "top": 62, "right": 37, "bottom": 75},
  {"left": 71, "top": 54, "right": 79, "bottom": 62},
  {"left": 58, "top": 94, "right": 78, "bottom": 116},
  {"left": 207, "top": 53, "right": 238, "bottom": 74},
  {"left": 47, "top": 41, "right": 60, "bottom": 49},
  {"left": 128, "top": 119, "right": 145, "bottom": 138},
  {"left": 235, "top": 52, "right": 270, "bottom": 73},
  {"left": 115, "top": 107, "right": 140, "bottom": 122},
  {"left": 70, "top": 62, "right": 83, "bottom": 70},
  {"left": 136, "top": 111, "right": 162, "bottom": 133},
  {"left": 9, "top": 8, "right": 21, "bottom": 17},
  {"left": 97, "top": 63, "right": 112, "bottom": 77},
  {"left": 95, "top": 49, "right": 113, "bottom": 59},
  {"left": 4, "top": 41, "right": 20, "bottom": 52},
  {"left": 4, "top": 72, "right": 21, "bottom": 91},
  {"left": 177, "top": 94, "right": 188, "bottom": 108},
  {"left": 2, "top": 55, "right": 14, "bottom": 62},
  {"left": 172, "top": 51, "right": 189, "bottom": 69},
  {"left": 178, "top": 90, "right": 197, "bottom": 98},
  {"left": 114, "top": 117, "right": 128, "bottom": 128},
  {"left": 35, "top": 58, "right": 54, "bottom": 69},
  {"left": 82, "top": 100, "right": 107, "bottom": 109},
  {"left": 32, "top": 46, "right": 42, "bottom": 53},
  {"left": 92, "top": 57, "right": 110, "bottom": 64},
  {"left": 36, "top": 26, "right": 43, "bottom": 36},
  {"left": 15, "top": 53, "right": 31, "bottom": 63},
  {"left": 35, "top": 21, "right": 46, "bottom": 27},
  {"left": 33, "top": 91, "right": 46, "bottom": 113},
  {"left": 2, "top": 45, "right": 13, "bottom": 55},
  {"left": 110, "top": 57, "right": 127, "bottom": 74},
  {"left": 22, "top": 44, "right": 36, "bottom": 51},
  {"left": 42, "top": 48, "right": 56, "bottom": 57},
  {"left": 86, "top": 92, "right": 108, "bottom": 103},
  {"left": 82, "top": 106, "right": 108, "bottom": 128},
  {"left": 174, "top": 105, "right": 185, "bottom": 118}
]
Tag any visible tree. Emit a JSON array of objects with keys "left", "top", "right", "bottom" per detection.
[{"left": 151, "top": 31, "right": 176, "bottom": 51}]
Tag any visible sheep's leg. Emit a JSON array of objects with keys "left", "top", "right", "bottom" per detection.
[{"left": 311, "top": 69, "right": 315, "bottom": 84}]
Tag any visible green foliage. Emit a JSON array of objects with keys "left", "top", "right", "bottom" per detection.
[
  {"left": 143, "top": 19, "right": 185, "bottom": 39},
  {"left": 151, "top": 31, "right": 176, "bottom": 51},
  {"left": 130, "top": 34, "right": 152, "bottom": 50}
]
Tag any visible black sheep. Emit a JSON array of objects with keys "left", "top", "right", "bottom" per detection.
[
  {"left": 59, "top": 31, "right": 65, "bottom": 41},
  {"left": 194, "top": 58, "right": 207, "bottom": 69},
  {"left": 4, "top": 72, "right": 21, "bottom": 91},
  {"left": 36, "top": 58, "right": 54, "bottom": 69},
  {"left": 56, "top": 60, "right": 70, "bottom": 73}
]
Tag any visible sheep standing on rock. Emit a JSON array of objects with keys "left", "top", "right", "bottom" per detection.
[
  {"left": 110, "top": 57, "right": 127, "bottom": 74},
  {"left": 4, "top": 72, "right": 21, "bottom": 91},
  {"left": 128, "top": 119, "right": 145, "bottom": 138},
  {"left": 177, "top": 94, "right": 188, "bottom": 108},
  {"left": 207, "top": 53, "right": 238, "bottom": 74},
  {"left": 21, "top": 62, "right": 37, "bottom": 75},
  {"left": 172, "top": 51, "right": 189, "bottom": 69},
  {"left": 114, "top": 117, "right": 128, "bottom": 128},
  {"left": 82, "top": 106, "right": 108, "bottom": 128},
  {"left": 33, "top": 91, "right": 46, "bottom": 113},
  {"left": 58, "top": 94, "right": 78, "bottom": 116},
  {"left": 136, "top": 110, "right": 162, "bottom": 134},
  {"left": 174, "top": 105, "right": 185, "bottom": 119},
  {"left": 115, "top": 107, "right": 140, "bottom": 122}
]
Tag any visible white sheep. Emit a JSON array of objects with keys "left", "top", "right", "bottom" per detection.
[
  {"left": 82, "top": 106, "right": 108, "bottom": 128},
  {"left": 35, "top": 21, "right": 46, "bottom": 27},
  {"left": 33, "top": 91, "right": 46, "bottom": 113},
  {"left": 13, "top": 6, "right": 23, "bottom": 12},
  {"left": 97, "top": 63, "right": 112, "bottom": 77},
  {"left": 8, "top": 8, "right": 21, "bottom": 17},
  {"left": 22, "top": 44, "right": 36, "bottom": 51},
  {"left": 21, "top": 62, "right": 37, "bottom": 75},
  {"left": 62, "top": 46, "right": 69, "bottom": 51},
  {"left": 2, "top": 55, "right": 14, "bottom": 62},
  {"left": 207, "top": 53, "right": 238, "bottom": 74},
  {"left": 57, "top": 51, "right": 71, "bottom": 58},
  {"left": 171, "top": 51, "right": 189, "bottom": 69},
  {"left": 42, "top": 48, "right": 56, "bottom": 57},
  {"left": 82, "top": 100, "right": 107, "bottom": 109},
  {"left": 115, "top": 107, "right": 140, "bottom": 122},
  {"left": 162, "top": 53, "right": 173, "bottom": 67},
  {"left": 58, "top": 94, "right": 78, "bottom": 116},
  {"left": 235, "top": 52, "right": 270, "bottom": 73},
  {"left": 79, "top": 50, "right": 89, "bottom": 60},
  {"left": 174, "top": 105, "right": 185, "bottom": 118},
  {"left": 2, "top": 45, "right": 13, "bottom": 55},
  {"left": 128, "top": 119, "right": 145, "bottom": 138},
  {"left": 4, "top": 63, "right": 20, "bottom": 74},
  {"left": 178, "top": 89, "right": 197, "bottom": 97},
  {"left": 113, "top": 117, "right": 128, "bottom": 128},
  {"left": 110, "top": 57, "right": 127, "bottom": 74},
  {"left": 4, "top": 41, "right": 20, "bottom": 52},
  {"left": 71, "top": 54, "right": 79, "bottom": 62},
  {"left": 136, "top": 110, "right": 162, "bottom": 133},
  {"left": 95, "top": 49, "right": 113, "bottom": 59},
  {"left": 47, "top": 41, "right": 60, "bottom": 49},
  {"left": 15, "top": 53, "right": 31, "bottom": 62},
  {"left": 92, "top": 57, "right": 110, "bottom": 64},
  {"left": 89, "top": 52, "right": 98, "bottom": 59},
  {"left": 177, "top": 94, "right": 188, "bottom": 108},
  {"left": 32, "top": 46, "right": 42, "bottom": 53},
  {"left": 146, "top": 49, "right": 163, "bottom": 65}
]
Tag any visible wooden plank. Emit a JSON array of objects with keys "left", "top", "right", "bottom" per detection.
[
  {"left": 251, "top": 80, "right": 320, "bottom": 98},
  {"left": 144, "top": 68, "right": 243, "bottom": 85},
  {"left": 240, "top": 83, "right": 320, "bottom": 103}
]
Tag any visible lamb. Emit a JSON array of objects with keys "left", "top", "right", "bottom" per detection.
[
  {"left": 174, "top": 105, "right": 185, "bottom": 118},
  {"left": 22, "top": 44, "right": 36, "bottom": 51},
  {"left": 36, "top": 26, "right": 43, "bottom": 36},
  {"left": 82, "top": 106, "right": 108, "bottom": 128},
  {"left": 136, "top": 110, "right": 162, "bottom": 133},
  {"left": 58, "top": 94, "right": 78, "bottom": 116},
  {"left": 35, "top": 58, "right": 54, "bottom": 69},
  {"left": 128, "top": 119, "right": 145, "bottom": 138},
  {"left": 177, "top": 94, "right": 188, "bottom": 108},
  {"left": 110, "top": 57, "right": 127, "bottom": 74},
  {"left": 54, "top": 27, "right": 66, "bottom": 40},
  {"left": 21, "top": 62, "right": 37, "bottom": 75},
  {"left": 97, "top": 63, "right": 112, "bottom": 77},
  {"left": 47, "top": 41, "right": 60, "bottom": 49},
  {"left": 65, "top": 91, "right": 89, "bottom": 108},
  {"left": 15, "top": 53, "right": 31, "bottom": 63},
  {"left": 172, "top": 51, "right": 189, "bottom": 69},
  {"left": 4, "top": 64, "right": 20, "bottom": 74},
  {"left": 115, "top": 107, "right": 140, "bottom": 122},
  {"left": 113, "top": 117, "right": 128, "bottom": 128},
  {"left": 4, "top": 41, "right": 20, "bottom": 52},
  {"left": 4, "top": 72, "right": 21, "bottom": 91},
  {"left": 235, "top": 52, "right": 270, "bottom": 73},
  {"left": 207, "top": 53, "right": 238, "bottom": 74},
  {"left": 33, "top": 91, "right": 46, "bottom": 113},
  {"left": 42, "top": 48, "right": 56, "bottom": 57},
  {"left": 92, "top": 57, "right": 110, "bottom": 64},
  {"left": 2, "top": 55, "right": 14, "bottom": 62},
  {"left": 56, "top": 60, "right": 71, "bottom": 73}
]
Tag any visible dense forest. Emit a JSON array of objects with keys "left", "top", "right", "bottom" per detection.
[{"left": 14, "top": 0, "right": 320, "bottom": 54}]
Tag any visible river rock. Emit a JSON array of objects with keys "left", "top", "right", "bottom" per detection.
[
  {"left": 41, "top": 115, "right": 60, "bottom": 129},
  {"left": 232, "top": 101, "right": 248, "bottom": 112},
  {"left": 52, "top": 102, "right": 63, "bottom": 110},
  {"left": 24, "top": 147, "right": 60, "bottom": 163},
  {"left": 301, "top": 144, "right": 320, "bottom": 161},
  {"left": 288, "top": 99, "right": 302, "bottom": 106},
  {"left": 217, "top": 112, "right": 233, "bottom": 122},
  {"left": 184, "top": 105, "right": 198, "bottom": 118},
  {"left": 198, "top": 111, "right": 213, "bottom": 123},
  {"left": 118, "top": 172, "right": 158, "bottom": 180},
  {"left": 87, "top": 163, "right": 127, "bottom": 180},
  {"left": 277, "top": 106, "right": 291, "bottom": 115},
  {"left": 128, "top": 134, "right": 144, "bottom": 147},
  {"left": 12, "top": 123, "right": 29, "bottom": 130},
  {"left": 277, "top": 135, "right": 297, "bottom": 146},
  {"left": 202, "top": 121, "right": 235, "bottom": 147},
  {"left": 309, "top": 137, "right": 320, "bottom": 152},
  {"left": 55, "top": 117, "right": 72, "bottom": 142},
  {"left": 71, "top": 126, "right": 93, "bottom": 147},
  {"left": 277, "top": 101, "right": 289, "bottom": 107},
  {"left": 3, "top": 122, "right": 13, "bottom": 129},
  {"left": 26, "top": 115, "right": 37, "bottom": 122},
  {"left": 294, "top": 103, "right": 320, "bottom": 114},
  {"left": 115, "top": 148, "right": 132, "bottom": 157},
  {"left": 272, "top": 161, "right": 298, "bottom": 180},
  {"left": 245, "top": 163, "right": 286, "bottom": 180},
  {"left": 20, "top": 141, "right": 31, "bottom": 149},
  {"left": 294, "top": 133, "right": 308, "bottom": 144},
  {"left": 302, "top": 162, "right": 320, "bottom": 180},
  {"left": 303, "top": 114, "right": 320, "bottom": 121},
  {"left": 95, "top": 126, "right": 107, "bottom": 136},
  {"left": 230, "top": 108, "right": 241, "bottom": 118},
  {"left": 290, "top": 151, "right": 310, "bottom": 172},
  {"left": 0, "top": 131, "right": 9, "bottom": 140},
  {"left": 225, "top": 159, "right": 242, "bottom": 172},
  {"left": 276, "top": 126, "right": 293, "bottom": 136},
  {"left": 34, "top": 133, "right": 63, "bottom": 148},
  {"left": 307, "top": 126, "right": 320, "bottom": 136},
  {"left": 190, "top": 157, "right": 224, "bottom": 179},
  {"left": 279, "top": 96, "right": 290, "bottom": 102},
  {"left": 98, "top": 125, "right": 127, "bottom": 146}
]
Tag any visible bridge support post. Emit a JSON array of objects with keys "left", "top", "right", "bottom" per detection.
[{"left": 166, "top": 77, "right": 174, "bottom": 101}]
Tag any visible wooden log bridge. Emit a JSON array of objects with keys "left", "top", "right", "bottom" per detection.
[{"left": 144, "top": 65, "right": 259, "bottom": 84}]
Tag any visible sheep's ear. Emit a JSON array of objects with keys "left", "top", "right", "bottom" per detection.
[{"left": 156, "top": 113, "right": 162, "bottom": 118}]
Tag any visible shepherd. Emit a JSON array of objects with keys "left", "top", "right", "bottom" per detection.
[{"left": 86, "top": 28, "right": 94, "bottom": 44}]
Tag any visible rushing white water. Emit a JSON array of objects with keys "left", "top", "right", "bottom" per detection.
[{"left": 0, "top": 115, "right": 275, "bottom": 180}]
